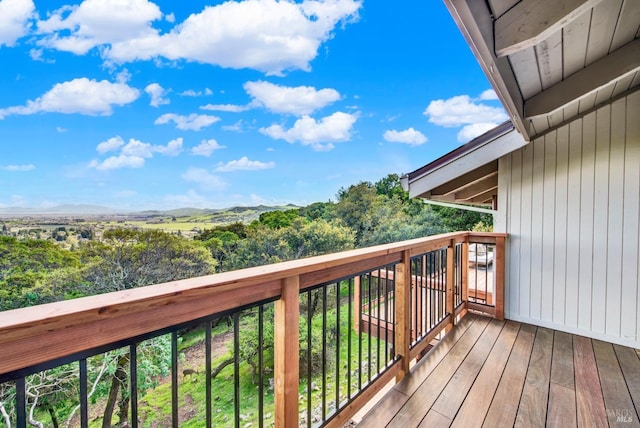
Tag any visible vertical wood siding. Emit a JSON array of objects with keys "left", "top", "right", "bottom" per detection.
[{"left": 503, "top": 92, "right": 640, "bottom": 348}]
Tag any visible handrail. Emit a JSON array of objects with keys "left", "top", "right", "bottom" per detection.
[{"left": 0, "top": 231, "right": 506, "bottom": 427}]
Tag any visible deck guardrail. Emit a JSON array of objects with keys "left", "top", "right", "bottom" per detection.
[{"left": 0, "top": 232, "right": 505, "bottom": 427}]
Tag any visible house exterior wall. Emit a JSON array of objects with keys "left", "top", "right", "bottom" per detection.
[{"left": 499, "top": 91, "right": 640, "bottom": 348}]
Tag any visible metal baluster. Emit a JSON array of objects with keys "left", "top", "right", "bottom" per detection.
[
  {"left": 234, "top": 313, "right": 240, "bottom": 428},
  {"left": 206, "top": 322, "right": 212, "bottom": 428},
  {"left": 171, "top": 331, "right": 178, "bottom": 427},
  {"left": 130, "top": 344, "right": 138, "bottom": 428},
  {"left": 80, "top": 359, "right": 88, "bottom": 428}
]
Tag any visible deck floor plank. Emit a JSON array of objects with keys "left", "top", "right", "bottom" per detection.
[
  {"left": 357, "top": 315, "right": 640, "bottom": 428},
  {"left": 449, "top": 320, "right": 521, "bottom": 428},
  {"left": 358, "top": 314, "right": 479, "bottom": 427},
  {"left": 387, "top": 317, "right": 490, "bottom": 426},
  {"left": 358, "top": 389, "right": 409, "bottom": 428},
  {"left": 417, "top": 410, "right": 451, "bottom": 428},
  {"left": 547, "top": 383, "right": 577, "bottom": 428},
  {"left": 482, "top": 324, "right": 537, "bottom": 428},
  {"left": 515, "top": 327, "right": 554, "bottom": 428},
  {"left": 430, "top": 319, "right": 505, "bottom": 419},
  {"left": 592, "top": 340, "right": 640, "bottom": 427},
  {"left": 549, "top": 331, "right": 575, "bottom": 389},
  {"left": 613, "top": 344, "right": 640, "bottom": 419},
  {"left": 574, "top": 335, "right": 608, "bottom": 428},
  {"left": 546, "top": 331, "right": 576, "bottom": 427},
  {"left": 393, "top": 313, "right": 478, "bottom": 396}
]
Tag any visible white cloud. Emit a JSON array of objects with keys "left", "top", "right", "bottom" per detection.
[
  {"left": 456, "top": 123, "right": 499, "bottom": 142},
  {"left": 200, "top": 103, "right": 250, "bottom": 113},
  {"left": 155, "top": 137, "right": 183, "bottom": 156},
  {"left": 120, "top": 137, "right": 183, "bottom": 157},
  {"left": 38, "top": 0, "right": 362, "bottom": 75},
  {"left": 29, "top": 48, "right": 53, "bottom": 63},
  {"left": 222, "top": 120, "right": 244, "bottom": 132},
  {"left": 191, "top": 139, "right": 226, "bottom": 157},
  {"left": 154, "top": 113, "right": 220, "bottom": 131},
  {"left": 0, "top": 0, "right": 34, "bottom": 47},
  {"left": 165, "top": 12, "right": 175, "bottom": 23},
  {"left": 216, "top": 156, "right": 275, "bottom": 172},
  {"left": 56, "top": 126, "right": 67, "bottom": 133},
  {"left": 260, "top": 111, "right": 357, "bottom": 151},
  {"left": 180, "top": 88, "right": 212, "bottom": 97},
  {"left": 145, "top": 83, "right": 170, "bottom": 107},
  {"left": 89, "top": 155, "right": 145, "bottom": 171},
  {"left": 244, "top": 80, "right": 340, "bottom": 115},
  {"left": 423, "top": 95, "right": 508, "bottom": 127},
  {"left": 2, "top": 164, "right": 35, "bottom": 171},
  {"left": 181, "top": 168, "right": 227, "bottom": 191},
  {"left": 91, "top": 136, "right": 183, "bottom": 169},
  {"left": 97, "top": 136, "right": 125, "bottom": 154},
  {"left": 383, "top": 128, "right": 427, "bottom": 146},
  {"left": 479, "top": 89, "right": 499, "bottom": 101},
  {"left": 121, "top": 139, "right": 154, "bottom": 158},
  {"left": 0, "top": 78, "right": 139, "bottom": 119},
  {"left": 37, "top": 0, "right": 163, "bottom": 55}
]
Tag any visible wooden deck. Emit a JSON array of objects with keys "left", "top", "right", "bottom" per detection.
[{"left": 359, "top": 313, "right": 640, "bottom": 427}]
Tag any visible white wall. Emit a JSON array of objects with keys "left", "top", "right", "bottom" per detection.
[{"left": 499, "top": 91, "right": 640, "bottom": 348}]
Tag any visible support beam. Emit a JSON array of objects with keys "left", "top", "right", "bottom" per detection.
[
  {"left": 495, "top": 0, "right": 604, "bottom": 57},
  {"left": 469, "top": 188, "right": 498, "bottom": 205},
  {"left": 454, "top": 174, "right": 499, "bottom": 201},
  {"left": 524, "top": 38, "right": 640, "bottom": 117},
  {"left": 422, "top": 199, "right": 496, "bottom": 215},
  {"left": 430, "top": 162, "right": 498, "bottom": 197}
]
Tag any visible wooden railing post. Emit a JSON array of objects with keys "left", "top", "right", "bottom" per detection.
[
  {"left": 446, "top": 242, "right": 455, "bottom": 329},
  {"left": 395, "top": 251, "right": 411, "bottom": 381},
  {"left": 274, "top": 275, "right": 299, "bottom": 427},
  {"left": 494, "top": 236, "right": 505, "bottom": 321}
]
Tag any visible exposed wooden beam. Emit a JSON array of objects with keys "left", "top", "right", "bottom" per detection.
[
  {"left": 454, "top": 174, "right": 499, "bottom": 200},
  {"left": 524, "top": 38, "right": 640, "bottom": 117},
  {"left": 430, "top": 162, "right": 498, "bottom": 197},
  {"left": 494, "top": 0, "right": 604, "bottom": 57},
  {"left": 421, "top": 199, "right": 496, "bottom": 214},
  {"left": 469, "top": 188, "right": 497, "bottom": 204}
]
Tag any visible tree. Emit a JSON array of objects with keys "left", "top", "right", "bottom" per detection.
[
  {"left": 0, "top": 237, "right": 79, "bottom": 310},
  {"left": 227, "top": 219, "right": 355, "bottom": 270},
  {"left": 334, "top": 182, "right": 381, "bottom": 246},
  {"left": 298, "top": 202, "right": 335, "bottom": 222},
  {"left": 360, "top": 206, "right": 446, "bottom": 246},
  {"left": 202, "top": 230, "right": 240, "bottom": 272},
  {"left": 254, "top": 209, "right": 299, "bottom": 229},
  {"left": 430, "top": 206, "right": 493, "bottom": 232},
  {"left": 78, "top": 229, "right": 216, "bottom": 293}
]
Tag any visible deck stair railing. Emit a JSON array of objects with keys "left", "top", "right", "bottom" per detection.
[{"left": 0, "top": 232, "right": 505, "bottom": 428}]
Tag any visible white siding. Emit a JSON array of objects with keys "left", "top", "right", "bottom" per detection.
[{"left": 501, "top": 91, "right": 640, "bottom": 348}]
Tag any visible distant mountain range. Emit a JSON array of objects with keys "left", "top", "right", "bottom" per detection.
[{"left": 0, "top": 203, "right": 300, "bottom": 217}]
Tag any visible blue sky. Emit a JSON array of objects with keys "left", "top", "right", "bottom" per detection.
[{"left": 0, "top": 0, "right": 508, "bottom": 211}]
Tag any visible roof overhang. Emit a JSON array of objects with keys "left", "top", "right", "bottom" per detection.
[
  {"left": 443, "top": 0, "right": 640, "bottom": 141},
  {"left": 402, "top": 122, "right": 525, "bottom": 206},
  {"left": 405, "top": 0, "right": 640, "bottom": 207}
]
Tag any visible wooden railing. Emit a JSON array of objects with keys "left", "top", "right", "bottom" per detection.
[{"left": 0, "top": 232, "right": 505, "bottom": 427}]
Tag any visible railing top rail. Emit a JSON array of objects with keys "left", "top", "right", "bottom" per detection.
[{"left": 0, "top": 231, "right": 504, "bottom": 376}]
